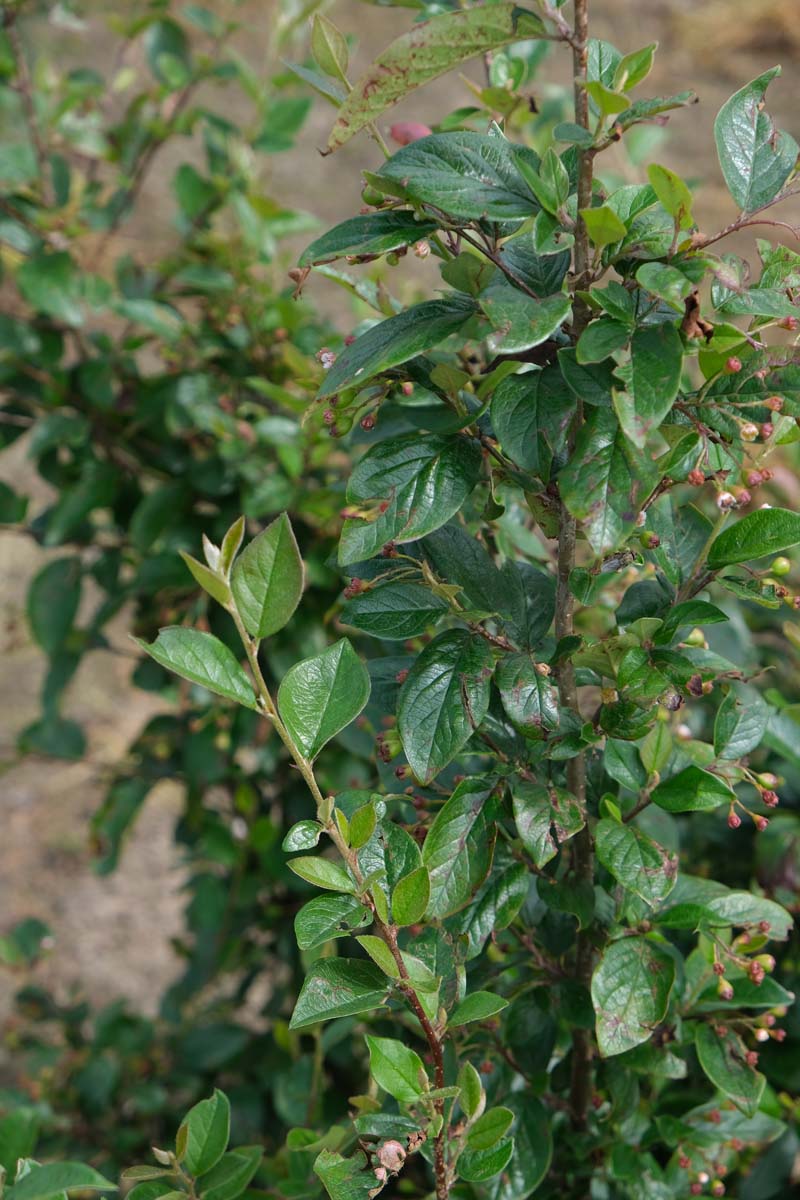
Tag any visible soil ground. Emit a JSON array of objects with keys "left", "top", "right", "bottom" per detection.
[{"left": 1, "top": 0, "right": 798, "bottom": 1022}]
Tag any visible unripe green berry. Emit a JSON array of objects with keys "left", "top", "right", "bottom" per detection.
[{"left": 771, "top": 556, "right": 791, "bottom": 577}]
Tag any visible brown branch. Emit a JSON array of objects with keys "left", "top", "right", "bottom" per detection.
[{"left": 692, "top": 186, "right": 800, "bottom": 250}]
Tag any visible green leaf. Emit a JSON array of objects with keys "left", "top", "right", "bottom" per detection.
[
  {"left": 714, "top": 685, "right": 769, "bottom": 760},
  {"left": 339, "top": 433, "right": 482, "bottom": 565},
  {"left": 651, "top": 765, "right": 734, "bottom": 813},
  {"left": 366, "top": 1035, "right": 426, "bottom": 1103},
  {"left": 0, "top": 1109, "right": 39, "bottom": 1177},
  {"left": 454, "top": 863, "right": 529, "bottom": 960},
  {"left": 289, "top": 959, "right": 388, "bottom": 1029},
  {"left": 17, "top": 251, "right": 83, "bottom": 326},
  {"left": 458, "top": 1061, "right": 484, "bottom": 1120},
  {"left": 595, "top": 820, "right": 678, "bottom": 906},
  {"left": 485, "top": 1096, "right": 551, "bottom": 1200},
  {"left": 282, "top": 821, "right": 322, "bottom": 852},
  {"left": 313, "top": 1151, "right": 376, "bottom": 1200},
  {"left": 695, "top": 1024, "right": 765, "bottom": 1117},
  {"left": 714, "top": 68, "right": 799, "bottom": 212},
  {"left": 490, "top": 367, "right": 574, "bottom": 474},
  {"left": 636, "top": 262, "right": 694, "bottom": 310},
  {"left": 458, "top": 1140, "right": 514, "bottom": 1184},
  {"left": 392, "top": 866, "right": 430, "bottom": 927},
  {"left": 654, "top": 600, "right": 729, "bottom": 644},
  {"left": 278, "top": 639, "right": 370, "bottom": 759},
  {"left": 356, "top": 934, "right": 400, "bottom": 978},
  {"left": 318, "top": 297, "right": 477, "bottom": 398},
  {"left": 231, "top": 513, "right": 303, "bottom": 639},
  {"left": 422, "top": 777, "right": 493, "bottom": 917},
  {"left": 300, "top": 213, "right": 438, "bottom": 266},
  {"left": 647, "top": 164, "right": 694, "bottom": 229},
  {"left": 612, "top": 323, "right": 684, "bottom": 448},
  {"left": 449, "top": 992, "right": 508, "bottom": 1027},
  {"left": 467, "top": 1107, "right": 514, "bottom": 1152},
  {"left": 7, "top": 1165, "right": 116, "bottom": 1200},
  {"left": 397, "top": 630, "right": 494, "bottom": 783},
  {"left": 342, "top": 582, "right": 448, "bottom": 640},
  {"left": 560, "top": 409, "right": 653, "bottom": 554},
  {"left": 584, "top": 81, "right": 630, "bottom": 117},
  {"left": 375, "top": 132, "right": 539, "bottom": 221},
  {"left": 135, "top": 629, "right": 257, "bottom": 710},
  {"left": 287, "top": 855, "right": 355, "bottom": 893},
  {"left": 180, "top": 1090, "right": 230, "bottom": 1176},
  {"left": 576, "top": 318, "right": 631, "bottom": 364},
  {"left": 614, "top": 43, "right": 657, "bottom": 91},
  {"left": 326, "top": 6, "right": 545, "bottom": 151},
  {"left": 592, "top": 936, "right": 675, "bottom": 1057},
  {"left": 708, "top": 507, "right": 800, "bottom": 567},
  {"left": 27, "top": 558, "right": 81, "bottom": 655},
  {"left": 311, "top": 13, "right": 349, "bottom": 84},
  {"left": 512, "top": 782, "right": 584, "bottom": 868},
  {"left": 294, "top": 894, "right": 371, "bottom": 951},
  {"left": 580, "top": 205, "right": 628, "bottom": 247},
  {"left": 196, "top": 1147, "right": 262, "bottom": 1200},
  {"left": 496, "top": 653, "right": 559, "bottom": 735},
  {"left": 180, "top": 553, "right": 231, "bottom": 606},
  {"left": 480, "top": 286, "right": 571, "bottom": 355}
]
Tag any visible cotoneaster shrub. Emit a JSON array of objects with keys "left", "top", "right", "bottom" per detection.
[{"left": 3, "top": 2, "right": 800, "bottom": 1200}]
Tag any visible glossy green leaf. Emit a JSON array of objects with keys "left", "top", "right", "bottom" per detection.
[
  {"left": 135, "top": 629, "right": 257, "bottom": 709},
  {"left": 595, "top": 819, "right": 678, "bottom": 906},
  {"left": 231, "top": 513, "right": 303, "bottom": 639},
  {"left": 392, "top": 866, "right": 430, "bottom": 927},
  {"left": 7, "top": 1165, "right": 116, "bottom": 1200},
  {"left": 326, "top": 6, "right": 545, "bottom": 151},
  {"left": 449, "top": 992, "right": 508, "bottom": 1027},
  {"left": 422, "top": 777, "right": 493, "bottom": 917},
  {"left": 651, "top": 765, "right": 734, "bottom": 813},
  {"left": 397, "top": 630, "right": 494, "bottom": 783},
  {"left": 458, "top": 1139, "right": 514, "bottom": 1183},
  {"left": 714, "top": 68, "right": 799, "bottom": 212},
  {"left": 294, "top": 894, "right": 371, "bottom": 951},
  {"left": 714, "top": 685, "right": 769, "bottom": 760},
  {"left": 342, "top": 581, "right": 448, "bottom": 640},
  {"left": 612, "top": 322, "right": 684, "bottom": 447},
  {"left": 576, "top": 317, "right": 631, "bottom": 364},
  {"left": 695, "top": 1023, "right": 765, "bottom": 1117},
  {"left": 318, "top": 297, "right": 477, "bottom": 399},
  {"left": 490, "top": 366, "right": 574, "bottom": 474},
  {"left": 708, "top": 508, "right": 800, "bottom": 567},
  {"left": 300, "top": 212, "right": 438, "bottom": 266},
  {"left": 366, "top": 1035, "right": 426, "bottom": 1103},
  {"left": 278, "top": 639, "right": 370, "bottom": 759},
  {"left": 496, "top": 653, "right": 559, "bottom": 735},
  {"left": 375, "top": 132, "right": 539, "bottom": 221},
  {"left": 467, "top": 1107, "right": 514, "bottom": 1152},
  {"left": 480, "top": 286, "right": 571, "bottom": 355},
  {"left": 287, "top": 855, "right": 355, "bottom": 893},
  {"left": 512, "top": 782, "right": 584, "bottom": 868},
  {"left": 180, "top": 1090, "right": 230, "bottom": 1176},
  {"left": 592, "top": 936, "right": 675, "bottom": 1056},
  {"left": 282, "top": 820, "right": 322, "bottom": 852},
  {"left": 289, "top": 959, "right": 388, "bottom": 1029},
  {"left": 454, "top": 863, "right": 529, "bottom": 960},
  {"left": 339, "top": 433, "right": 482, "bottom": 565}
]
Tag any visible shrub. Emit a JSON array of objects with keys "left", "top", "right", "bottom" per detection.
[{"left": 3, "top": 1, "right": 800, "bottom": 1199}]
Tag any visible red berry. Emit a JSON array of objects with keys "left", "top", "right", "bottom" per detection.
[
  {"left": 746, "top": 470, "right": 764, "bottom": 487},
  {"left": 728, "top": 810, "right": 742, "bottom": 830},
  {"left": 361, "top": 414, "right": 376, "bottom": 430},
  {"left": 761, "top": 789, "right": 779, "bottom": 807},
  {"left": 713, "top": 961, "right": 725, "bottom": 976},
  {"left": 761, "top": 423, "right": 774, "bottom": 439},
  {"left": 679, "top": 1155, "right": 691, "bottom": 1170},
  {"left": 688, "top": 468, "right": 706, "bottom": 486},
  {"left": 765, "top": 395, "right": 784, "bottom": 412},
  {"left": 745, "top": 1050, "right": 759, "bottom": 1067},
  {"left": 758, "top": 920, "right": 771, "bottom": 933},
  {"left": 777, "top": 315, "right": 799, "bottom": 330},
  {"left": 726, "top": 356, "right": 743, "bottom": 373},
  {"left": 389, "top": 121, "right": 432, "bottom": 146},
  {"left": 753, "top": 814, "right": 769, "bottom": 832}
]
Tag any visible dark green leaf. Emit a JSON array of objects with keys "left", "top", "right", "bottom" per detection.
[
  {"left": 651, "top": 765, "right": 734, "bottom": 813},
  {"left": 695, "top": 1024, "right": 765, "bottom": 1117},
  {"left": 294, "top": 894, "right": 371, "bottom": 951},
  {"left": 595, "top": 819, "right": 678, "bottom": 906},
  {"left": 714, "top": 684, "right": 769, "bottom": 760},
  {"left": 289, "top": 959, "right": 388, "bottom": 1029},
  {"left": 708, "top": 508, "right": 800, "bottom": 567},
  {"left": 313, "top": 1151, "right": 376, "bottom": 1200},
  {"left": 342, "top": 582, "right": 448, "bottom": 640},
  {"left": 7, "top": 1165, "right": 116, "bottom": 1200},
  {"left": 480, "top": 286, "right": 571, "bottom": 355},
  {"left": 612, "top": 323, "right": 684, "bottom": 448},
  {"left": 27, "top": 558, "right": 81, "bottom": 655},
  {"left": 422, "top": 777, "right": 493, "bottom": 917},
  {"left": 278, "top": 639, "right": 370, "bottom": 758},
  {"left": 180, "top": 1090, "right": 230, "bottom": 1176},
  {"left": 300, "top": 212, "right": 438, "bottom": 266},
  {"left": 512, "top": 781, "right": 584, "bottom": 868},
  {"left": 196, "top": 1147, "right": 262, "bottom": 1200},
  {"left": 485, "top": 1096, "right": 551, "bottom": 1200},
  {"left": 458, "top": 1139, "right": 514, "bottom": 1183},
  {"left": 397, "top": 631, "right": 494, "bottom": 783},
  {"left": 592, "top": 936, "right": 675, "bottom": 1056},
  {"left": 714, "top": 69, "right": 799, "bottom": 212},
  {"left": 496, "top": 653, "right": 559, "bottom": 734}
]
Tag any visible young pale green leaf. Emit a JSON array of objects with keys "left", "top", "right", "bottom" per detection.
[
  {"left": 580, "top": 205, "right": 628, "bottom": 248},
  {"left": 342, "top": 581, "right": 449, "bottom": 640},
  {"left": 397, "top": 630, "right": 494, "bottom": 783},
  {"left": 595, "top": 820, "right": 678, "bottom": 906},
  {"left": 230, "top": 513, "right": 303, "bottom": 639},
  {"left": 289, "top": 959, "right": 388, "bottom": 1029},
  {"left": 584, "top": 81, "right": 630, "bottom": 117},
  {"left": 293, "top": 894, "right": 371, "bottom": 951},
  {"left": 695, "top": 1024, "right": 765, "bottom": 1117},
  {"left": 449, "top": 992, "right": 508, "bottom": 1028},
  {"left": 180, "top": 552, "right": 231, "bottom": 606},
  {"left": 355, "top": 935, "right": 400, "bottom": 978},
  {"left": 326, "top": 6, "right": 545, "bottom": 151},
  {"left": 375, "top": 132, "right": 540, "bottom": 221},
  {"left": 196, "top": 1146, "right": 262, "bottom": 1200},
  {"left": 613, "top": 43, "right": 657, "bottom": 92},
  {"left": 467, "top": 1107, "right": 514, "bottom": 1152},
  {"left": 512, "top": 782, "right": 585, "bottom": 869},
  {"left": 714, "top": 68, "right": 799, "bottom": 212},
  {"left": 299, "top": 212, "right": 438, "bottom": 266},
  {"left": 612, "top": 322, "right": 684, "bottom": 447},
  {"left": 311, "top": 14, "right": 349, "bottom": 85},
  {"left": 647, "top": 163, "right": 693, "bottom": 229},
  {"left": 458, "top": 1061, "right": 484, "bottom": 1120},
  {"left": 287, "top": 855, "right": 355, "bottom": 894},
  {"left": 458, "top": 1140, "right": 514, "bottom": 1184},
  {"left": 220, "top": 516, "right": 245, "bottom": 574},
  {"left": 180, "top": 1090, "right": 230, "bottom": 1177},
  {"left": 518, "top": 147, "right": 570, "bottom": 215},
  {"left": 318, "top": 297, "right": 477, "bottom": 399},
  {"left": 392, "top": 866, "right": 430, "bottom": 927},
  {"left": 480, "top": 286, "right": 571, "bottom": 356},
  {"left": 651, "top": 765, "right": 734, "bottom": 813},
  {"left": 339, "top": 433, "right": 482, "bottom": 565},
  {"left": 496, "top": 653, "right": 559, "bottom": 735},
  {"left": 708, "top": 508, "right": 800, "bottom": 567},
  {"left": 592, "top": 936, "right": 675, "bottom": 1056},
  {"left": 366, "top": 1035, "right": 427, "bottom": 1103},
  {"left": 713, "top": 685, "right": 768, "bottom": 760},
  {"left": 7, "top": 1165, "right": 116, "bottom": 1200},
  {"left": 135, "top": 629, "right": 258, "bottom": 710},
  {"left": 278, "top": 639, "right": 370, "bottom": 759},
  {"left": 422, "top": 778, "right": 493, "bottom": 917}
]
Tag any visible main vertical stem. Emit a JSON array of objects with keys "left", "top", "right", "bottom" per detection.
[{"left": 557, "top": 0, "right": 594, "bottom": 1132}]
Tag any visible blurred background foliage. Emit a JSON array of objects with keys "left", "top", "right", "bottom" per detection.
[{"left": 0, "top": 0, "right": 798, "bottom": 1193}]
